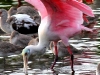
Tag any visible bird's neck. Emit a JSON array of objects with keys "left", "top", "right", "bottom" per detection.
[
  {"left": 31, "top": 39, "right": 50, "bottom": 55},
  {"left": 30, "top": 14, "right": 50, "bottom": 55},
  {"left": 0, "top": 11, "right": 12, "bottom": 33},
  {"left": 0, "top": 12, "right": 8, "bottom": 24}
]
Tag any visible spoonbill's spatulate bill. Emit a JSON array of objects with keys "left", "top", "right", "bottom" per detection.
[{"left": 22, "top": 0, "right": 94, "bottom": 74}]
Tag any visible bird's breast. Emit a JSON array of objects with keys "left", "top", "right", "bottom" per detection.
[{"left": 38, "top": 15, "right": 60, "bottom": 41}]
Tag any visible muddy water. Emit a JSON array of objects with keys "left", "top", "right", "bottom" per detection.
[{"left": 0, "top": 0, "right": 100, "bottom": 75}]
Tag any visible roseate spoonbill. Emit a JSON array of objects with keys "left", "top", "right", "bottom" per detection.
[
  {"left": 10, "top": 31, "right": 33, "bottom": 48},
  {"left": 22, "top": 0, "right": 94, "bottom": 73},
  {"left": 7, "top": 6, "right": 41, "bottom": 34}
]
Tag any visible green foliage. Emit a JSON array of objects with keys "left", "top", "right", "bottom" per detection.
[{"left": 0, "top": 0, "right": 25, "bottom": 10}]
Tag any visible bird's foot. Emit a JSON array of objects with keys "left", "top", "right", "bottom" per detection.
[
  {"left": 71, "top": 70, "right": 75, "bottom": 75},
  {"left": 23, "top": 68, "right": 28, "bottom": 75}
]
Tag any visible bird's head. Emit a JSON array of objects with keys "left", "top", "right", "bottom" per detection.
[
  {"left": 21, "top": 45, "right": 46, "bottom": 74},
  {"left": 21, "top": 45, "right": 34, "bottom": 74},
  {"left": 22, "top": 47, "right": 31, "bottom": 59}
]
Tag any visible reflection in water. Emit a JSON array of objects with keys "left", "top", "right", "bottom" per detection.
[{"left": 0, "top": 0, "right": 100, "bottom": 75}]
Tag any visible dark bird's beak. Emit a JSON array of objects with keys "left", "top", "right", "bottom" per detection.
[{"left": 23, "top": 53, "right": 28, "bottom": 74}]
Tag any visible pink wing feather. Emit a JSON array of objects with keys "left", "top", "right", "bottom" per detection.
[
  {"left": 25, "top": 0, "right": 94, "bottom": 31},
  {"left": 25, "top": 0, "right": 94, "bottom": 18},
  {"left": 25, "top": 0, "right": 48, "bottom": 19},
  {"left": 66, "top": 0, "right": 94, "bottom": 17}
]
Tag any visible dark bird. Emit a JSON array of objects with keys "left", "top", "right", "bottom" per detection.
[{"left": 7, "top": 6, "right": 41, "bottom": 34}]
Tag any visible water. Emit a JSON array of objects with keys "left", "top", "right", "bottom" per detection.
[{"left": 0, "top": 0, "right": 100, "bottom": 75}]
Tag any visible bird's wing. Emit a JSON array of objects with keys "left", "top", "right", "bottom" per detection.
[
  {"left": 66, "top": 0, "right": 94, "bottom": 17},
  {"left": 44, "top": 0, "right": 94, "bottom": 26},
  {"left": 25, "top": 0, "right": 94, "bottom": 28},
  {"left": 25, "top": 0, "right": 48, "bottom": 19},
  {"left": 25, "top": 0, "right": 94, "bottom": 18},
  {"left": 43, "top": 0, "right": 94, "bottom": 17}
]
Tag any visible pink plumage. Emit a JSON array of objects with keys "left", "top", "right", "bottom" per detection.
[
  {"left": 25, "top": 0, "right": 94, "bottom": 30},
  {"left": 25, "top": 0, "right": 94, "bottom": 43},
  {"left": 22, "top": 0, "right": 94, "bottom": 73}
]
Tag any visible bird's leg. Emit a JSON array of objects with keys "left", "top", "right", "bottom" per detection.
[
  {"left": 50, "top": 42, "right": 58, "bottom": 69},
  {"left": 67, "top": 46, "right": 74, "bottom": 72},
  {"left": 71, "top": 71, "right": 75, "bottom": 75}
]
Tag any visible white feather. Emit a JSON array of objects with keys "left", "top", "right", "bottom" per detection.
[{"left": 12, "top": 14, "right": 37, "bottom": 26}]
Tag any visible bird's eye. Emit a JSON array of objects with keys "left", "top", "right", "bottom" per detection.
[
  {"left": 27, "top": 49, "right": 30, "bottom": 53},
  {"left": 25, "top": 49, "right": 30, "bottom": 56},
  {"left": 25, "top": 52, "right": 28, "bottom": 56}
]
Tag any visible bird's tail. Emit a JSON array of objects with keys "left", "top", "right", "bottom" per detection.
[{"left": 66, "top": 0, "right": 94, "bottom": 17}]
